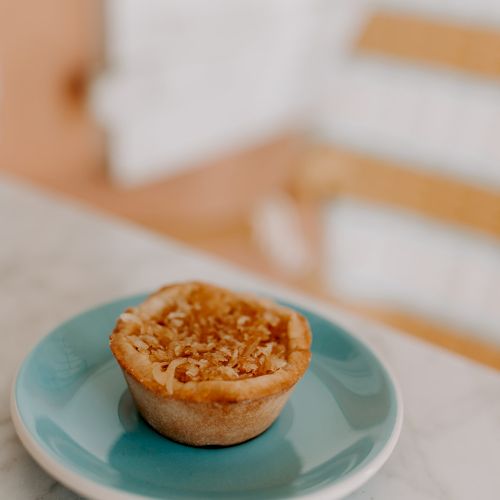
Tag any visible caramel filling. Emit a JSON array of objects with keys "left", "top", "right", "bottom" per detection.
[{"left": 118, "top": 285, "right": 289, "bottom": 393}]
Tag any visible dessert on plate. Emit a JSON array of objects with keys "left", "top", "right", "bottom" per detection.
[{"left": 110, "top": 281, "right": 311, "bottom": 446}]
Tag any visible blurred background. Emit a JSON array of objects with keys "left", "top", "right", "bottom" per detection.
[{"left": 2, "top": 0, "right": 500, "bottom": 368}]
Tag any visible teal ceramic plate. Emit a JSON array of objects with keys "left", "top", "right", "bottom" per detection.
[{"left": 11, "top": 294, "right": 402, "bottom": 500}]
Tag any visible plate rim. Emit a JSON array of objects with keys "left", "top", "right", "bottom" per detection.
[{"left": 11, "top": 293, "right": 404, "bottom": 500}]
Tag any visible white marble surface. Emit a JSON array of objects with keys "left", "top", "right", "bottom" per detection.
[{"left": 1, "top": 176, "right": 500, "bottom": 499}]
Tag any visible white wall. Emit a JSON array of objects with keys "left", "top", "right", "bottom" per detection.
[
  {"left": 315, "top": 59, "right": 500, "bottom": 189},
  {"left": 94, "top": 0, "right": 500, "bottom": 187},
  {"left": 325, "top": 199, "right": 500, "bottom": 344},
  {"left": 93, "top": 0, "right": 319, "bottom": 185}
]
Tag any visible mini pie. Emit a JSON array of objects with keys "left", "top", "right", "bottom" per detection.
[{"left": 109, "top": 281, "right": 312, "bottom": 446}]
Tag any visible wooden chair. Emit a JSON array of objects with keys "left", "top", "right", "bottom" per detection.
[
  {"left": 290, "top": 143, "right": 500, "bottom": 370},
  {"left": 290, "top": 6, "right": 500, "bottom": 369}
]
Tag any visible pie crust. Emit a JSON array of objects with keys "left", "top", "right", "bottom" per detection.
[{"left": 109, "top": 282, "right": 311, "bottom": 446}]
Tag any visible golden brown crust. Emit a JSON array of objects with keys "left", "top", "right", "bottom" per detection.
[
  {"left": 124, "top": 373, "right": 292, "bottom": 446},
  {"left": 110, "top": 282, "right": 311, "bottom": 445},
  {"left": 110, "top": 282, "right": 311, "bottom": 404}
]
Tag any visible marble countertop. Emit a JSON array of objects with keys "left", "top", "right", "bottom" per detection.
[{"left": 2, "top": 176, "right": 499, "bottom": 500}]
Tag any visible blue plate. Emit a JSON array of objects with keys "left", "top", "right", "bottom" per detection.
[{"left": 11, "top": 294, "right": 402, "bottom": 500}]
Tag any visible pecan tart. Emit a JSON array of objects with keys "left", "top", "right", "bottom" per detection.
[{"left": 109, "top": 282, "right": 311, "bottom": 446}]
